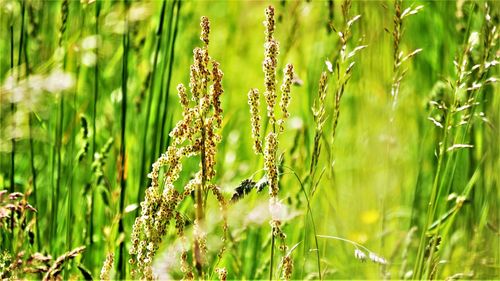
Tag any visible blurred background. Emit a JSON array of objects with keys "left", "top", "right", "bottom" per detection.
[{"left": 0, "top": 0, "right": 498, "bottom": 279}]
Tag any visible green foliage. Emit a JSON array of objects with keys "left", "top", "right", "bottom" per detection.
[{"left": 0, "top": 0, "right": 498, "bottom": 280}]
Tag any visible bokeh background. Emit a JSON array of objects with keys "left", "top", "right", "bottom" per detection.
[{"left": 0, "top": 0, "right": 498, "bottom": 279}]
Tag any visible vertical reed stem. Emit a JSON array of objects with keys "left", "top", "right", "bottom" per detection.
[
  {"left": 136, "top": 0, "right": 167, "bottom": 217},
  {"left": 9, "top": 2, "right": 16, "bottom": 238},
  {"left": 88, "top": 0, "right": 101, "bottom": 266},
  {"left": 158, "top": 0, "right": 181, "bottom": 153},
  {"left": 117, "top": 0, "right": 130, "bottom": 277}
]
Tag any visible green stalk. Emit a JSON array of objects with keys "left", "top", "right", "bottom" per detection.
[
  {"left": 414, "top": 45, "right": 468, "bottom": 280},
  {"left": 117, "top": 0, "right": 130, "bottom": 277},
  {"left": 136, "top": 0, "right": 167, "bottom": 217},
  {"left": 158, "top": 0, "right": 181, "bottom": 154},
  {"left": 9, "top": 2, "right": 16, "bottom": 238},
  {"left": 287, "top": 167, "right": 322, "bottom": 280},
  {"left": 51, "top": 0, "right": 69, "bottom": 254},
  {"left": 89, "top": 0, "right": 101, "bottom": 262},
  {"left": 149, "top": 0, "right": 175, "bottom": 165},
  {"left": 23, "top": 6, "right": 41, "bottom": 251},
  {"left": 269, "top": 234, "right": 275, "bottom": 280},
  {"left": 195, "top": 120, "right": 206, "bottom": 277}
]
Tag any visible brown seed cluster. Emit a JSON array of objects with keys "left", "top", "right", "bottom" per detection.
[
  {"left": 247, "top": 5, "right": 296, "bottom": 279},
  {"left": 248, "top": 88, "right": 262, "bottom": 154},
  {"left": 129, "top": 16, "right": 226, "bottom": 280},
  {"left": 263, "top": 6, "right": 280, "bottom": 124},
  {"left": 100, "top": 252, "right": 114, "bottom": 280},
  {"left": 279, "top": 64, "right": 294, "bottom": 131},
  {"left": 280, "top": 255, "right": 293, "bottom": 280},
  {"left": 216, "top": 267, "right": 227, "bottom": 281},
  {"left": 264, "top": 132, "right": 278, "bottom": 197}
]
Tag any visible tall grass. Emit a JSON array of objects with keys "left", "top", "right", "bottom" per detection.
[{"left": 0, "top": 0, "right": 498, "bottom": 280}]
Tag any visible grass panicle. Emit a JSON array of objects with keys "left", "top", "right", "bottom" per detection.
[{"left": 129, "top": 15, "right": 226, "bottom": 280}]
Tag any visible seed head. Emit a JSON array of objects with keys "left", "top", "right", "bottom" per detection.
[
  {"left": 100, "top": 253, "right": 114, "bottom": 280},
  {"left": 178, "top": 83, "right": 189, "bottom": 115},
  {"left": 281, "top": 255, "right": 293, "bottom": 280},
  {"left": 216, "top": 267, "right": 227, "bottom": 281},
  {"left": 279, "top": 63, "right": 294, "bottom": 130},
  {"left": 200, "top": 16, "right": 210, "bottom": 46},
  {"left": 264, "top": 6, "right": 275, "bottom": 41},
  {"left": 248, "top": 88, "right": 262, "bottom": 154},
  {"left": 264, "top": 132, "right": 279, "bottom": 197}
]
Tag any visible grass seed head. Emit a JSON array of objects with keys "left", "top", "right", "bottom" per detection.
[{"left": 248, "top": 88, "right": 263, "bottom": 154}]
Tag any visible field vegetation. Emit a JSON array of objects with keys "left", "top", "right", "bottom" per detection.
[{"left": 0, "top": 0, "right": 498, "bottom": 280}]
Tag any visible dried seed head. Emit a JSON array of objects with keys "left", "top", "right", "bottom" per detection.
[
  {"left": 211, "top": 61, "right": 224, "bottom": 127},
  {"left": 216, "top": 267, "right": 227, "bottom": 281},
  {"left": 281, "top": 255, "right": 293, "bottom": 280},
  {"left": 200, "top": 16, "right": 210, "bottom": 46},
  {"left": 264, "top": 6, "right": 275, "bottom": 41},
  {"left": 100, "top": 253, "right": 114, "bottom": 280},
  {"left": 248, "top": 88, "right": 262, "bottom": 154},
  {"left": 43, "top": 246, "right": 85, "bottom": 281},
  {"left": 178, "top": 83, "right": 189, "bottom": 115},
  {"left": 279, "top": 64, "right": 294, "bottom": 127},
  {"left": 264, "top": 132, "right": 279, "bottom": 197},
  {"left": 263, "top": 6, "right": 279, "bottom": 124},
  {"left": 263, "top": 42, "right": 279, "bottom": 122}
]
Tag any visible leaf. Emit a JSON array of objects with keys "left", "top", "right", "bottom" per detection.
[
  {"left": 77, "top": 265, "right": 94, "bottom": 281},
  {"left": 347, "top": 15, "right": 361, "bottom": 27}
]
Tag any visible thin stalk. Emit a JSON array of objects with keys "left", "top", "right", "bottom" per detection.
[
  {"left": 284, "top": 167, "right": 322, "bottom": 280},
  {"left": 414, "top": 45, "right": 468, "bottom": 280},
  {"left": 149, "top": 0, "right": 175, "bottom": 165},
  {"left": 88, "top": 0, "right": 101, "bottom": 265},
  {"left": 9, "top": 4, "right": 15, "bottom": 237},
  {"left": 117, "top": 1, "right": 130, "bottom": 277},
  {"left": 269, "top": 235, "right": 275, "bottom": 280},
  {"left": 52, "top": 0, "right": 69, "bottom": 254},
  {"left": 66, "top": 8, "right": 85, "bottom": 274},
  {"left": 23, "top": 9, "right": 41, "bottom": 251},
  {"left": 158, "top": 0, "right": 181, "bottom": 154},
  {"left": 136, "top": 0, "right": 167, "bottom": 218},
  {"left": 195, "top": 115, "right": 207, "bottom": 277}
]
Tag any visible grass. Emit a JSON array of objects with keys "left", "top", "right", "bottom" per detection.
[{"left": 0, "top": 0, "right": 498, "bottom": 280}]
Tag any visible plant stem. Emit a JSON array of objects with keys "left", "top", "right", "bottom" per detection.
[
  {"left": 23, "top": 6, "right": 41, "bottom": 251},
  {"left": 9, "top": 2, "right": 16, "bottom": 238},
  {"left": 195, "top": 115, "right": 207, "bottom": 277},
  {"left": 88, "top": 0, "right": 101, "bottom": 267},
  {"left": 158, "top": 0, "right": 181, "bottom": 154},
  {"left": 136, "top": 0, "right": 167, "bottom": 218},
  {"left": 117, "top": 0, "right": 130, "bottom": 277}
]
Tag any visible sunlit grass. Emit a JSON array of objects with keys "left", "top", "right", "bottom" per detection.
[{"left": 0, "top": 0, "right": 498, "bottom": 280}]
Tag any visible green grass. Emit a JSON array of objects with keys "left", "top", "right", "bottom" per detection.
[{"left": 0, "top": 0, "right": 498, "bottom": 280}]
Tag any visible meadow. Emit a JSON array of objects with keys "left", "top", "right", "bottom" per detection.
[{"left": 0, "top": 0, "right": 498, "bottom": 280}]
